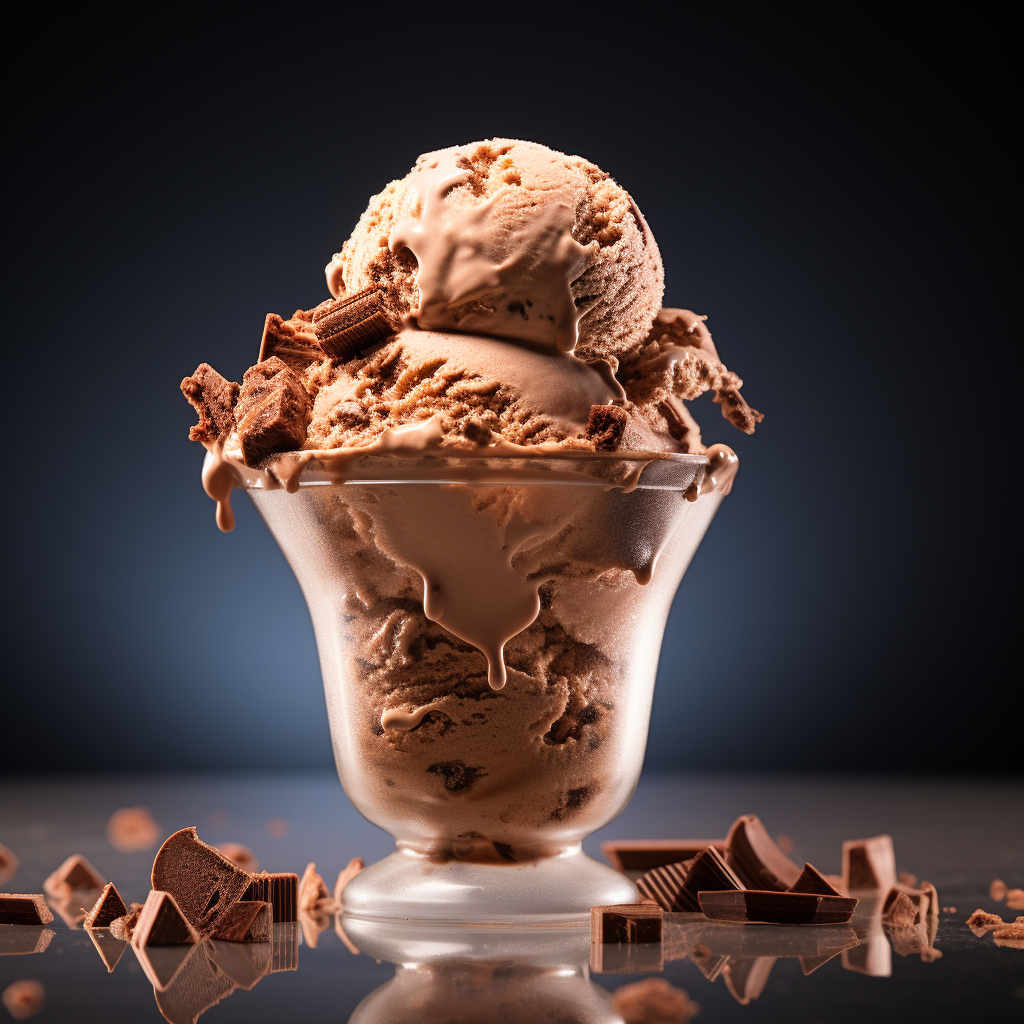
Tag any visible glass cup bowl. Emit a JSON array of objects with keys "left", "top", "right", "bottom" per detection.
[{"left": 248, "top": 451, "right": 726, "bottom": 924}]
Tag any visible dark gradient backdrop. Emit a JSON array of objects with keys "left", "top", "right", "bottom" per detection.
[{"left": 4, "top": 17, "right": 1014, "bottom": 774}]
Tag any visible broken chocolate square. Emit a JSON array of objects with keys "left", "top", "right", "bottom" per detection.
[
  {"left": 83, "top": 882, "right": 129, "bottom": 929},
  {"left": 42, "top": 854, "right": 105, "bottom": 899},
  {"left": 0, "top": 894, "right": 53, "bottom": 926},
  {"left": 638, "top": 846, "right": 744, "bottom": 913},
  {"left": 882, "top": 891, "right": 918, "bottom": 929},
  {"left": 725, "top": 815, "right": 802, "bottom": 892},
  {"left": 258, "top": 313, "right": 323, "bottom": 370},
  {"left": 211, "top": 901, "right": 272, "bottom": 943},
  {"left": 600, "top": 839, "right": 727, "bottom": 874},
  {"left": 841, "top": 835, "right": 897, "bottom": 892},
  {"left": 312, "top": 288, "right": 393, "bottom": 359},
  {"left": 698, "top": 889, "right": 859, "bottom": 925},
  {"left": 789, "top": 863, "right": 842, "bottom": 897},
  {"left": 591, "top": 903, "right": 663, "bottom": 945},
  {"left": 132, "top": 890, "right": 199, "bottom": 947},
  {"left": 235, "top": 357, "right": 312, "bottom": 466},
  {"left": 586, "top": 404, "right": 628, "bottom": 451},
  {"left": 181, "top": 364, "right": 239, "bottom": 445},
  {"left": 241, "top": 872, "right": 298, "bottom": 923}
]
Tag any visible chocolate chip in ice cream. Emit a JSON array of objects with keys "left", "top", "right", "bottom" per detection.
[
  {"left": 258, "top": 313, "right": 323, "bottom": 370},
  {"left": 312, "top": 287, "right": 393, "bottom": 359},
  {"left": 181, "top": 364, "right": 239, "bottom": 444},
  {"left": 235, "top": 357, "right": 311, "bottom": 466},
  {"left": 427, "top": 761, "right": 486, "bottom": 793},
  {"left": 586, "top": 404, "right": 628, "bottom": 451}
]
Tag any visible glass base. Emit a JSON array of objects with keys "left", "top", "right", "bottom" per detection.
[{"left": 341, "top": 844, "right": 638, "bottom": 925}]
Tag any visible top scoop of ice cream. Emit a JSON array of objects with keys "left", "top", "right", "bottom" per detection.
[{"left": 329, "top": 139, "right": 664, "bottom": 361}]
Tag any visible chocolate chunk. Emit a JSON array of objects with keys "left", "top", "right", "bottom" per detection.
[
  {"left": 2, "top": 980, "right": 44, "bottom": 1019},
  {"left": 109, "top": 902, "right": 144, "bottom": 942},
  {"left": 42, "top": 854, "right": 105, "bottom": 899},
  {"left": 789, "top": 863, "right": 842, "bottom": 897},
  {"left": 215, "top": 844, "right": 258, "bottom": 873},
  {"left": 725, "top": 815, "right": 802, "bottom": 892},
  {"left": 427, "top": 761, "right": 486, "bottom": 793},
  {"left": 83, "top": 882, "right": 128, "bottom": 929},
  {"left": 637, "top": 846, "right": 743, "bottom": 913},
  {"left": 181, "top": 364, "right": 239, "bottom": 444},
  {"left": 235, "top": 357, "right": 311, "bottom": 466},
  {"left": 989, "top": 878, "right": 1008, "bottom": 901},
  {"left": 601, "top": 839, "right": 727, "bottom": 874},
  {"left": 87, "top": 927, "right": 128, "bottom": 972},
  {"left": 590, "top": 903, "right": 663, "bottom": 945},
  {"left": 966, "top": 909, "right": 1004, "bottom": 936},
  {"left": 698, "top": 889, "right": 859, "bottom": 925},
  {"left": 0, "top": 843, "right": 18, "bottom": 887},
  {"left": 462, "top": 419, "right": 492, "bottom": 446},
  {"left": 211, "top": 901, "right": 272, "bottom": 943},
  {"left": 312, "top": 288, "right": 393, "bottom": 359},
  {"left": 0, "top": 894, "right": 53, "bottom": 925},
  {"left": 258, "top": 313, "right": 322, "bottom": 370},
  {"left": 0, "top": 925, "right": 54, "bottom": 955},
  {"left": 106, "top": 807, "right": 161, "bottom": 854},
  {"left": 298, "top": 863, "right": 333, "bottom": 914},
  {"left": 333, "top": 858, "right": 364, "bottom": 907},
  {"left": 586, "top": 404, "right": 628, "bottom": 451},
  {"left": 993, "top": 922, "right": 1024, "bottom": 940},
  {"left": 841, "top": 834, "right": 897, "bottom": 892},
  {"left": 882, "top": 891, "right": 918, "bottom": 928},
  {"left": 151, "top": 827, "right": 253, "bottom": 934},
  {"left": 208, "top": 938, "right": 272, "bottom": 989},
  {"left": 132, "top": 890, "right": 199, "bottom": 947},
  {"left": 241, "top": 872, "right": 298, "bottom": 923}
]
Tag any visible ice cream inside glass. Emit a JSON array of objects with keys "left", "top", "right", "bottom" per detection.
[{"left": 182, "top": 139, "right": 761, "bottom": 923}]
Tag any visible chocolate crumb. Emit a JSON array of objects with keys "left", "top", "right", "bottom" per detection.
[
  {"left": 586, "top": 404, "right": 628, "bottom": 451},
  {"left": 1006, "top": 888, "right": 1024, "bottom": 910},
  {"left": 966, "top": 909, "right": 1004, "bottom": 936},
  {"left": 612, "top": 977, "right": 700, "bottom": 1023},
  {"left": 181, "top": 364, "right": 239, "bottom": 444},
  {"left": 427, "top": 761, "right": 486, "bottom": 793},
  {"left": 267, "top": 818, "right": 289, "bottom": 838},
  {"left": 106, "top": 807, "right": 161, "bottom": 853},
  {"left": 989, "top": 878, "right": 1008, "bottom": 901},
  {"left": 2, "top": 979, "right": 45, "bottom": 1020},
  {"left": 312, "top": 288, "right": 393, "bottom": 359}
]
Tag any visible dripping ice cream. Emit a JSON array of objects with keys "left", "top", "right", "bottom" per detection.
[{"left": 182, "top": 139, "right": 761, "bottom": 865}]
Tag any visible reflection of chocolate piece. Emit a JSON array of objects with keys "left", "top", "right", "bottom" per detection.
[
  {"left": 110, "top": 903, "right": 145, "bottom": 942},
  {"left": 842, "top": 934, "right": 892, "bottom": 977},
  {"left": 699, "top": 889, "right": 859, "bottom": 925},
  {"left": 181, "top": 364, "right": 239, "bottom": 445},
  {"left": 966, "top": 909, "right": 1004, "bottom": 936},
  {"left": 207, "top": 939, "right": 272, "bottom": 989},
  {"left": 42, "top": 854, "right": 106, "bottom": 899},
  {"left": 601, "top": 840, "right": 727, "bottom": 874},
  {"left": 212, "top": 901, "right": 271, "bottom": 943},
  {"left": 151, "top": 827, "right": 252, "bottom": 934},
  {"left": 106, "top": 807, "right": 162, "bottom": 853},
  {"left": 258, "top": 313, "right": 322, "bottom": 370},
  {"left": 591, "top": 903, "right": 663, "bottom": 944},
  {"left": 0, "top": 843, "right": 18, "bottom": 887},
  {"left": 586, "top": 404, "right": 628, "bottom": 451},
  {"left": 148, "top": 944, "right": 234, "bottom": 1024},
  {"left": 241, "top": 872, "right": 298, "bottom": 923},
  {"left": 689, "top": 940, "right": 728, "bottom": 981},
  {"left": 725, "top": 815, "right": 802, "bottom": 892},
  {"left": 841, "top": 835, "right": 897, "bottom": 892},
  {"left": 334, "top": 914, "right": 360, "bottom": 955},
  {"left": 886, "top": 921, "right": 930, "bottom": 957},
  {"left": 133, "top": 942, "right": 193, "bottom": 992},
  {"left": 0, "top": 925, "right": 54, "bottom": 956},
  {"left": 790, "top": 863, "right": 842, "bottom": 897},
  {"left": 638, "top": 846, "right": 743, "bottom": 913},
  {"left": 83, "top": 882, "right": 129, "bottom": 929},
  {"left": 611, "top": 978, "right": 701, "bottom": 1024},
  {"left": 1, "top": 979, "right": 45, "bottom": 1020},
  {"left": 0, "top": 895, "right": 53, "bottom": 926},
  {"left": 333, "top": 858, "right": 364, "bottom": 907},
  {"left": 312, "top": 288, "right": 392, "bottom": 359},
  {"left": 723, "top": 956, "right": 776, "bottom": 1005},
  {"left": 215, "top": 844, "right": 259, "bottom": 873},
  {"left": 132, "top": 891, "right": 199, "bottom": 947},
  {"left": 87, "top": 927, "right": 128, "bottom": 972},
  {"left": 800, "top": 948, "right": 845, "bottom": 975},
  {"left": 272, "top": 922, "right": 299, "bottom": 972},
  {"left": 590, "top": 940, "right": 663, "bottom": 974},
  {"left": 236, "top": 358, "right": 312, "bottom": 466}
]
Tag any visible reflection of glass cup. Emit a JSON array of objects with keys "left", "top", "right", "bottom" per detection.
[{"left": 250, "top": 452, "right": 729, "bottom": 922}]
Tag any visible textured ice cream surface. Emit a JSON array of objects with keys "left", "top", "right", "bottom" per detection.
[{"left": 330, "top": 139, "right": 664, "bottom": 361}]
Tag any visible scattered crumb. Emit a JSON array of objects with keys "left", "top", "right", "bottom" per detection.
[
  {"left": 0, "top": 842, "right": 19, "bottom": 886},
  {"left": 216, "top": 843, "right": 259, "bottom": 873},
  {"left": 775, "top": 834, "right": 794, "bottom": 855},
  {"left": 921, "top": 946, "right": 943, "bottom": 962},
  {"left": 898, "top": 870, "right": 918, "bottom": 888},
  {"left": 990, "top": 879, "right": 1008, "bottom": 901},
  {"left": 611, "top": 977, "right": 701, "bottom": 1024},
  {"left": 267, "top": 817, "right": 290, "bottom": 838},
  {"left": 966, "top": 909, "right": 1004, "bottom": 936},
  {"left": 2, "top": 979, "right": 45, "bottom": 1020},
  {"left": 106, "top": 807, "right": 161, "bottom": 853},
  {"left": 1006, "top": 889, "right": 1024, "bottom": 910},
  {"left": 943, "top": 906, "right": 957, "bottom": 914},
  {"left": 993, "top": 923, "right": 1024, "bottom": 940}
]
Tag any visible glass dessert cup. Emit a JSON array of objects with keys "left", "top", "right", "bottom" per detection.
[{"left": 248, "top": 450, "right": 727, "bottom": 925}]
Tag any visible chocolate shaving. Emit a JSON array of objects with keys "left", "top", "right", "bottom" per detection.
[
  {"left": 235, "top": 357, "right": 312, "bottom": 466},
  {"left": 698, "top": 889, "right": 859, "bottom": 925},
  {"left": 586, "top": 404, "right": 628, "bottom": 451},
  {"left": 181, "top": 364, "right": 239, "bottom": 445},
  {"left": 966, "top": 909, "right": 1004, "bottom": 936},
  {"left": 725, "top": 815, "right": 802, "bottom": 892},
  {"left": 83, "top": 882, "right": 128, "bottom": 929},
  {"left": 211, "top": 900, "right": 272, "bottom": 942},
  {"left": 42, "top": 854, "right": 105, "bottom": 899},
  {"left": 312, "top": 288, "right": 393, "bottom": 359},
  {"left": 258, "top": 313, "right": 323, "bottom": 370},
  {"left": 0, "top": 893, "right": 53, "bottom": 925},
  {"left": 132, "top": 890, "right": 199, "bottom": 947},
  {"left": 241, "top": 872, "right": 298, "bottom": 923},
  {"left": 298, "top": 863, "right": 333, "bottom": 914}
]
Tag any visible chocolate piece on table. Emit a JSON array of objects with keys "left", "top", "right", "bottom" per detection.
[
  {"left": 0, "top": 843, "right": 18, "bottom": 887},
  {"left": 882, "top": 891, "right": 918, "bottom": 929},
  {"left": 132, "top": 890, "right": 199, "bottom": 947},
  {"left": 789, "top": 863, "right": 842, "bottom": 897},
  {"left": 42, "top": 854, "right": 106, "bottom": 899},
  {"left": 109, "top": 903, "right": 145, "bottom": 942},
  {"left": 87, "top": 927, "right": 128, "bottom": 972},
  {"left": 601, "top": 839, "right": 727, "bottom": 874},
  {"left": 106, "top": 807, "right": 161, "bottom": 853},
  {"left": 258, "top": 313, "right": 323, "bottom": 370},
  {"left": 181, "top": 364, "right": 240, "bottom": 444},
  {"left": 965, "top": 909, "right": 1004, "bottom": 936},
  {"left": 0, "top": 926, "right": 54, "bottom": 956},
  {"left": 586, "top": 404, "right": 628, "bottom": 451},
  {"left": 298, "top": 863, "right": 333, "bottom": 914},
  {"left": 151, "top": 827, "right": 253, "bottom": 933},
  {"left": 208, "top": 938, "right": 272, "bottom": 989},
  {"left": 989, "top": 878, "right": 1008, "bottom": 901},
  {"left": 83, "top": 882, "right": 129, "bottom": 929},
  {"left": 698, "top": 889, "right": 859, "bottom": 926},
  {"left": 235, "top": 357, "right": 312, "bottom": 466},
  {"left": 241, "top": 872, "right": 298, "bottom": 923},
  {"left": 591, "top": 903, "right": 663, "bottom": 945},
  {"left": 638, "top": 846, "right": 743, "bottom": 913},
  {"left": 333, "top": 858, "right": 364, "bottom": 907},
  {"left": 723, "top": 956, "right": 776, "bottom": 1006},
  {"left": 725, "top": 815, "right": 802, "bottom": 892},
  {"left": 841, "top": 835, "right": 897, "bottom": 892},
  {"left": 215, "top": 844, "right": 259, "bottom": 874},
  {"left": 312, "top": 288, "right": 393, "bottom": 359},
  {"left": 0, "top": 894, "right": 53, "bottom": 926},
  {"left": 211, "top": 901, "right": 272, "bottom": 943}
]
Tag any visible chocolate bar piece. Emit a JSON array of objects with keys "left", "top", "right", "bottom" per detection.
[
  {"left": 789, "top": 863, "right": 842, "bottom": 897},
  {"left": 725, "top": 815, "right": 802, "bottom": 892},
  {"left": 333, "top": 858, "right": 364, "bottom": 906},
  {"left": 312, "top": 288, "right": 392, "bottom": 359},
  {"left": 109, "top": 902, "right": 144, "bottom": 942},
  {"left": 132, "top": 891, "right": 199, "bottom": 947},
  {"left": 235, "top": 357, "right": 311, "bottom": 466},
  {"left": 586, "top": 405, "right": 628, "bottom": 451},
  {"left": 42, "top": 854, "right": 106, "bottom": 899},
  {"left": 841, "top": 835, "right": 897, "bottom": 892},
  {"left": 241, "top": 872, "right": 298, "bottom": 923},
  {"left": 698, "top": 889, "right": 859, "bottom": 925},
  {"left": 0, "top": 894, "right": 54, "bottom": 925},
  {"left": 151, "top": 827, "right": 253, "bottom": 934},
  {"left": 0, "top": 843, "right": 18, "bottom": 887},
  {"left": 212, "top": 901, "right": 272, "bottom": 943},
  {"left": 181, "top": 364, "right": 239, "bottom": 444},
  {"left": 637, "top": 846, "right": 743, "bottom": 913},
  {"left": 83, "top": 882, "right": 128, "bottom": 929},
  {"left": 591, "top": 903, "right": 663, "bottom": 945},
  {"left": 601, "top": 839, "right": 727, "bottom": 874},
  {"left": 258, "top": 313, "right": 323, "bottom": 370}
]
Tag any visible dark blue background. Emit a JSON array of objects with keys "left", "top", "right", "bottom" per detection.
[{"left": 4, "top": 17, "right": 1013, "bottom": 773}]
